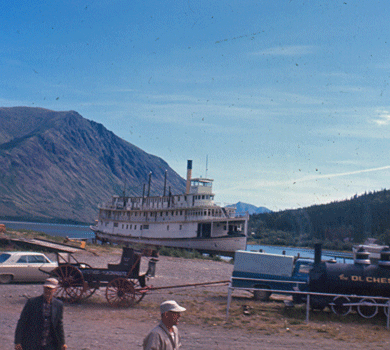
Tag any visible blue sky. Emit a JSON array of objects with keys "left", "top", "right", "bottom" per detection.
[{"left": 2, "top": 1, "right": 390, "bottom": 211}]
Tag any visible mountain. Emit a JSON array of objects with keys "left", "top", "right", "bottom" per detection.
[
  {"left": 228, "top": 202, "right": 272, "bottom": 215},
  {"left": 0, "top": 107, "right": 186, "bottom": 223}
]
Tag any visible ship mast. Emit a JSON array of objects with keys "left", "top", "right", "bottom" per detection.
[
  {"left": 163, "top": 170, "right": 167, "bottom": 196},
  {"left": 205, "top": 155, "right": 208, "bottom": 178}
]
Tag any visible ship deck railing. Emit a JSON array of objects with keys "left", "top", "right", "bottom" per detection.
[
  {"left": 99, "top": 204, "right": 227, "bottom": 210},
  {"left": 99, "top": 214, "right": 247, "bottom": 223},
  {"left": 98, "top": 201, "right": 241, "bottom": 211}
]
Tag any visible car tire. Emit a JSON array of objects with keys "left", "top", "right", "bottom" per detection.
[{"left": 0, "top": 274, "right": 13, "bottom": 284}]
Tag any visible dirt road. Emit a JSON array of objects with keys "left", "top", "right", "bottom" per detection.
[{"left": 1, "top": 248, "right": 390, "bottom": 349}]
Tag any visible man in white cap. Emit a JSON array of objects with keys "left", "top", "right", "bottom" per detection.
[
  {"left": 15, "top": 277, "right": 67, "bottom": 350},
  {"left": 143, "top": 300, "right": 186, "bottom": 350}
]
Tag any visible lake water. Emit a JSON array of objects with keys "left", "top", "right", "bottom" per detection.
[
  {"left": 2, "top": 220, "right": 95, "bottom": 240},
  {"left": 3, "top": 220, "right": 353, "bottom": 262},
  {"left": 247, "top": 243, "right": 353, "bottom": 263}
]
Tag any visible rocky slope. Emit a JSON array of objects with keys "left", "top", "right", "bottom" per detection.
[{"left": 0, "top": 107, "right": 185, "bottom": 223}]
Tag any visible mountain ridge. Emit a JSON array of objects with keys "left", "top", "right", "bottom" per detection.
[
  {"left": 0, "top": 107, "right": 186, "bottom": 223},
  {"left": 227, "top": 201, "right": 271, "bottom": 215}
]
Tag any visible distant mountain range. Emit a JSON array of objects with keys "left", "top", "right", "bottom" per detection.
[
  {"left": 0, "top": 107, "right": 185, "bottom": 223},
  {"left": 228, "top": 202, "right": 271, "bottom": 215}
]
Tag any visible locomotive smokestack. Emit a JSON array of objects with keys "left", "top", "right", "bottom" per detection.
[
  {"left": 314, "top": 243, "right": 322, "bottom": 265},
  {"left": 186, "top": 160, "right": 192, "bottom": 195}
]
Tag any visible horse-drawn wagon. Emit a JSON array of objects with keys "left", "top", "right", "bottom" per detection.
[{"left": 50, "top": 247, "right": 158, "bottom": 307}]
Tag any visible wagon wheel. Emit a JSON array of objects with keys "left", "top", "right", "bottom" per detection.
[
  {"left": 82, "top": 281, "right": 99, "bottom": 300},
  {"left": 129, "top": 278, "right": 146, "bottom": 304},
  {"left": 51, "top": 265, "right": 85, "bottom": 302},
  {"left": 331, "top": 296, "right": 351, "bottom": 316},
  {"left": 106, "top": 278, "right": 135, "bottom": 307},
  {"left": 357, "top": 298, "right": 378, "bottom": 319}
]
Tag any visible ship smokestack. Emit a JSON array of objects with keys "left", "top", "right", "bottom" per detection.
[
  {"left": 186, "top": 160, "right": 192, "bottom": 194},
  {"left": 147, "top": 172, "right": 152, "bottom": 197},
  {"left": 163, "top": 170, "right": 167, "bottom": 196}
]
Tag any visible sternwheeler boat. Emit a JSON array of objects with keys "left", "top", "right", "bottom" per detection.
[{"left": 91, "top": 160, "right": 248, "bottom": 255}]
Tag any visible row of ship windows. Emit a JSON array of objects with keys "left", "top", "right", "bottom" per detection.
[
  {"left": 111, "top": 210, "right": 184, "bottom": 217},
  {"left": 134, "top": 196, "right": 186, "bottom": 204},
  {"left": 144, "top": 194, "right": 214, "bottom": 203},
  {"left": 193, "top": 195, "right": 214, "bottom": 200},
  {"left": 111, "top": 222, "right": 183, "bottom": 231},
  {"left": 108, "top": 209, "right": 223, "bottom": 219},
  {"left": 130, "top": 194, "right": 214, "bottom": 206}
]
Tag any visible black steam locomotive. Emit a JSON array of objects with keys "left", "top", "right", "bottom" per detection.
[{"left": 307, "top": 244, "right": 390, "bottom": 318}]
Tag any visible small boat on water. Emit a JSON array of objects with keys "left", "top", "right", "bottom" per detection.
[
  {"left": 91, "top": 160, "right": 248, "bottom": 255},
  {"left": 352, "top": 238, "right": 389, "bottom": 264}
]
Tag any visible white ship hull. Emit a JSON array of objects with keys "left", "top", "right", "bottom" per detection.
[{"left": 91, "top": 228, "right": 246, "bottom": 256}]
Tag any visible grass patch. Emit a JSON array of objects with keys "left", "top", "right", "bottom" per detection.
[
  {"left": 0, "top": 229, "right": 68, "bottom": 252},
  {"left": 3, "top": 228, "right": 65, "bottom": 241},
  {"left": 219, "top": 296, "right": 390, "bottom": 342},
  {"left": 158, "top": 246, "right": 223, "bottom": 261}
]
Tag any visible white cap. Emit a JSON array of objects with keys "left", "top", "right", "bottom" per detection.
[
  {"left": 160, "top": 300, "right": 186, "bottom": 314},
  {"left": 43, "top": 278, "right": 59, "bottom": 289}
]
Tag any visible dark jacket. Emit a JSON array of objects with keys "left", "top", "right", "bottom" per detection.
[{"left": 15, "top": 295, "right": 65, "bottom": 350}]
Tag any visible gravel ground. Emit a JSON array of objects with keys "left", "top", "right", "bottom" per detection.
[{"left": 1, "top": 248, "right": 390, "bottom": 349}]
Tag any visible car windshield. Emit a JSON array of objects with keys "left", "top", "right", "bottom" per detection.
[
  {"left": 0, "top": 253, "right": 11, "bottom": 263},
  {"left": 17, "top": 256, "right": 28, "bottom": 263}
]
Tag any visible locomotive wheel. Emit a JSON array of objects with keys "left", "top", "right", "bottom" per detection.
[
  {"left": 357, "top": 298, "right": 378, "bottom": 319},
  {"left": 253, "top": 285, "right": 271, "bottom": 301},
  {"left": 51, "top": 265, "right": 85, "bottom": 302},
  {"left": 106, "top": 278, "right": 135, "bottom": 307},
  {"left": 130, "top": 278, "right": 146, "bottom": 304},
  {"left": 331, "top": 296, "right": 351, "bottom": 316},
  {"left": 384, "top": 300, "right": 390, "bottom": 317}
]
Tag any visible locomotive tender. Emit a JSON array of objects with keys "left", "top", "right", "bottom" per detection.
[{"left": 308, "top": 243, "right": 390, "bottom": 318}]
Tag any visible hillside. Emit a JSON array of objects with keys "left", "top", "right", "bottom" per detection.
[
  {"left": 249, "top": 189, "right": 390, "bottom": 249},
  {"left": 0, "top": 107, "right": 186, "bottom": 223}
]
